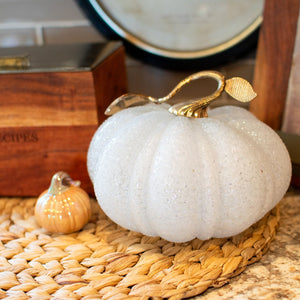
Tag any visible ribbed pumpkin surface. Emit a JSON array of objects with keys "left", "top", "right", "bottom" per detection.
[{"left": 87, "top": 104, "right": 291, "bottom": 242}]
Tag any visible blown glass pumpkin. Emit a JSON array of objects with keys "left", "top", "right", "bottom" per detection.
[
  {"left": 35, "top": 172, "right": 91, "bottom": 234},
  {"left": 87, "top": 71, "right": 291, "bottom": 242}
]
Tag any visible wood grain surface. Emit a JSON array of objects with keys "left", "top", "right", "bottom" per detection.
[
  {"left": 0, "top": 46, "right": 127, "bottom": 196},
  {"left": 0, "top": 72, "right": 98, "bottom": 127},
  {"left": 0, "top": 125, "right": 96, "bottom": 196},
  {"left": 93, "top": 47, "right": 128, "bottom": 125},
  {"left": 250, "top": 0, "right": 300, "bottom": 130}
]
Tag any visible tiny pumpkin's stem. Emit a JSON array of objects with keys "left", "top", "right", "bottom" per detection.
[{"left": 48, "top": 171, "right": 78, "bottom": 195}]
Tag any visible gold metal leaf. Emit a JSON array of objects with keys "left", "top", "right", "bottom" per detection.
[{"left": 225, "top": 77, "right": 257, "bottom": 102}]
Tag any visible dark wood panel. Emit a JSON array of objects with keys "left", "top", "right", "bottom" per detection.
[
  {"left": 93, "top": 46, "right": 128, "bottom": 125},
  {"left": 0, "top": 125, "right": 97, "bottom": 196},
  {"left": 250, "top": 0, "right": 300, "bottom": 129},
  {"left": 0, "top": 72, "right": 98, "bottom": 127}
]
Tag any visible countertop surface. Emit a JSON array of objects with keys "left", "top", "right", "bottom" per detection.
[
  {"left": 194, "top": 190, "right": 300, "bottom": 299},
  {"left": 0, "top": 192, "right": 298, "bottom": 299}
]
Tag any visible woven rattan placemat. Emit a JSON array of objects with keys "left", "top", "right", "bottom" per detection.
[{"left": 0, "top": 198, "right": 279, "bottom": 300}]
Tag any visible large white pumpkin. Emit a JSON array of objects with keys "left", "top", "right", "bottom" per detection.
[{"left": 87, "top": 103, "right": 291, "bottom": 243}]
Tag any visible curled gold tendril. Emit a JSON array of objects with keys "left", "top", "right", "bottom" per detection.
[{"left": 105, "top": 70, "right": 256, "bottom": 118}]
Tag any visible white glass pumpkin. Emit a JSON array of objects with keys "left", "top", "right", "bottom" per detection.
[{"left": 87, "top": 72, "right": 291, "bottom": 243}]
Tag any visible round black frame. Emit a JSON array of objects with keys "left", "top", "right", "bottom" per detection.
[{"left": 77, "top": 0, "right": 261, "bottom": 70}]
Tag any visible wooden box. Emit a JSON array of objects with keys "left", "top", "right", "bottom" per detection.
[{"left": 0, "top": 42, "right": 127, "bottom": 196}]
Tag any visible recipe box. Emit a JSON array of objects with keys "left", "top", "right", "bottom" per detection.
[{"left": 0, "top": 42, "right": 127, "bottom": 196}]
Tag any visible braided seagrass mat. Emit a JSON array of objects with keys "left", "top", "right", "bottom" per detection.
[{"left": 0, "top": 197, "right": 279, "bottom": 300}]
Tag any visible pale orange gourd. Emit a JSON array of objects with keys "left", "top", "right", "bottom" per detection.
[{"left": 35, "top": 172, "right": 91, "bottom": 234}]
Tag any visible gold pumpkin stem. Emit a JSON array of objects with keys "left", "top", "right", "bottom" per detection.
[
  {"left": 48, "top": 171, "right": 80, "bottom": 195},
  {"left": 168, "top": 71, "right": 225, "bottom": 118},
  {"left": 105, "top": 70, "right": 257, "bottom": 118}
]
